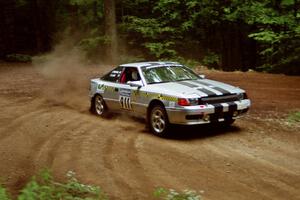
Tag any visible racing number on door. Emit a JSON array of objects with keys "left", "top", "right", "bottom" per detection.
[
  {"left": 119, "top": 96, "right": 132, "bottom": 110},
  {"left": 119, "top": 88, "right": 132, "bottom": 110}
]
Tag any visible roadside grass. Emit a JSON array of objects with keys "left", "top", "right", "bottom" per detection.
[
  {"left": 287, "top": 111, "right": 300, "bottom": 123},
  {"left": 154, "top": 187, "right": 202, "bottom": 200},
  {"left": 0, "top": 171, "right": 202, "bottom": 200},
  {"left": 0, "top": 170, "right": 107, "bottom": 200},
  {"left": 0, "top": 186, "right": 10, "bottom": 200},
  {"left": 5, "top": 54, "right": 32, "bottom": 63}
]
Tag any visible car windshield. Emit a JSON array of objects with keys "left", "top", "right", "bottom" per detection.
[{"left": 142, "top": 65, "right": 199, "bottom": 84}]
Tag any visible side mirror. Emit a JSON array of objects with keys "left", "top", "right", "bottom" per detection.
[
  {"left": 128, "top": 80, "right": 143, "bottom": 88},
  {"left": 199, "top": 74, "right": 205, "bottom": 79}
]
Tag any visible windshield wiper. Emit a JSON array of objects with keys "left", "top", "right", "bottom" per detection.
[
  {"left": 178, "top": 78, "right": 197, "bottom": 81},
  {"left": 148, "top": 81, "right": 171, "bottom": 84}
]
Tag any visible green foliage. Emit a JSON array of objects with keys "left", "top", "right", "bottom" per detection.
[
  {"left": 16, "top": 0, "right": 28, "bottom": 7},
  {"left": 171, "top": 57, "right": 199, "bottom": 68},
  {"left": 0, "top": 173, "right": 207, "bottom": 200},
  {"left": 223, "top": 0, "right": 300, "bottom": 74},
  {"left": 124, "top": 17, "right": 176, "bottom": 39},
  {"left": 3, "top": 0, "right": 300, "bottom": 74},
  {"left": 0, "top": 186, "right": 10, "bottom": 200},
  {"left": 248, "top": 31, "right": 282, "bottom": 44},
  {"left": 154, "top": 188, "right": 202, "bottom": 200},
  {"left": 5, "top": 54, "right": 32, "bottom": 62},
  {"left": 68, "top": 0, "right": 104, "bottom": 22},
  {"left": 288, "top": 111, "right": 300, "bottom": 123},
  {"left": 79, "top": 35, "right": 110, "bottom": 58},
  {"left": 0, "top": 170, "right": 107, "bottom": 200},
  {"left": 118, "top": 54, "right": 146, "bottom": 64},
  {"left": 123, "top": 15, "right": 179, "bottom": 59},
  {"left": 281, "top": 0, "right": 296, "bottom": 6},
  {"left": 201, "top": 51, "right": 220, "bottom": 68},
  {"left": 145, "top": 42, "right": 177, "bottom": 58}
]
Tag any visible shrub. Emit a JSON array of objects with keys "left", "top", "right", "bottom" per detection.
[
  {"left": 0, "top": 170, "right": 107, "bottom": 200},
  {"left": 288, "top": 111, "right": 300, "bottom": 123},
  {"left": 154, "top": 187, "right": 202, "bottom": 200},
  {"left": 172, "top": 57, "right": 200, "bottom": 68},
  {"left": 1, "top": 172, "right": 204, "bottom": 200},
  {"left": 0, "top": 186, "right": 10, "bottom": 200},
  {"left": 201, "top": 51, "right": 220, "bottom": 68},
  {"left": 5, "top": 54, "right": 32, "bottom": 62}
]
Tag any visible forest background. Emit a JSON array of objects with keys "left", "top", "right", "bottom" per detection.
[{"left": 0, "top": 0, "right": 299, "bottom": 74}]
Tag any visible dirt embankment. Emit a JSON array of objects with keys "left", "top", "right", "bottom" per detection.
[{"left": 0, "top": 62, "right": 299, "bottom": 200}]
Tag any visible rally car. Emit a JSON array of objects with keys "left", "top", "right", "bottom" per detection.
[{"left": 89, "top": 61, "right": 250, "bottom": 137}]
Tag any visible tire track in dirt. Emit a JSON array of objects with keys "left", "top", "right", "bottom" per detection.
[
  {"left": 206, "top": 142, "right": 300, "bottom": 200},
  {"left": 132, "top": 137, "right": 190, "bottom": 189},
  {"left": 160, "top": 126, "right": 300, "bottom": 200},
  {"left": 1, "top": 64, "right": 300, "bottom": 200},
  {"left": 33, "top": 113, "right": 92, "bottom": 170},
  {"left": 0, "top": 101, "right": 45, "bottom": 140},
  {"left": 101, "top": 128, "right": 156, "bottom": 199},
  {"left": 154, "top": 141, "right": 279, "bottom": 200}
]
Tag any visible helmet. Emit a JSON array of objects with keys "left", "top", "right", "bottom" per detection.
[{"left": 132, "top": 71, "right": 138, "bottom": 81}]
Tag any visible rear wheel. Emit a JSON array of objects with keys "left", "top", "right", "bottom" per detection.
[
  {"left": 148, "top": 105, "right": 170, "bottom": 137},
  {"left": 91, "top": 95, "right": 108, "bottom": 117}
]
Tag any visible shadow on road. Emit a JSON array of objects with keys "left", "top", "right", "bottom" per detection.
[{"left": 167, "top": 123, "right": 242, "bottom": 140}]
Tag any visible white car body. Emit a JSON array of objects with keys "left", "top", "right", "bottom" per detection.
[{"left": 90, "top": 62, "right": 251, "bottom": 135}]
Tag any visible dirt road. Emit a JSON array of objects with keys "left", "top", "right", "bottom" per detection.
[{"left": 0, "top": 62, "right": 299, "bottom": 200}]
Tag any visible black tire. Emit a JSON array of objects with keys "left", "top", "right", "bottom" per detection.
[
  {"left": 91, "top": 95, "right": 108, "bottom": 117},
  {"left": 148, "top": 104, "right": 170, "bottom": 137}
]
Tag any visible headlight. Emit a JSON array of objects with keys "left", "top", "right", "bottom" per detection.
[
  {"left": 178, "top": 98, "right": 199, "bottom": 106},
  {"left": 237, "top": 93, "right": 247, "bottom": 100},
  {"left": 188, "top": 98, "right": 199, "bottom": 106}
]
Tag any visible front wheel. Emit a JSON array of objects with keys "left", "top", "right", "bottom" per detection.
[
  {"left": 91, "top": 95, "right": 108, "bottom": 117},
  {"left": 148, "top": 105, "right": 170, "bottom": 137}
]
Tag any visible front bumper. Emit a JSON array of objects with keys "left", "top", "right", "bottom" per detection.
[{"left": 166, "top": 99, "right": 251, "bottom": 125}]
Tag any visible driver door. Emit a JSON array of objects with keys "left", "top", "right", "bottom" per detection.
[{"left": 116, "top": 67, "right": 142, "bottom": 112}]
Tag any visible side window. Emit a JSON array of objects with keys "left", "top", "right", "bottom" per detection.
[
  {"left": 101, "top": 66, "right": 123, "bottom": 82},
  {"left": 120, "top": 67, "right": 141, "bottom": 84}
]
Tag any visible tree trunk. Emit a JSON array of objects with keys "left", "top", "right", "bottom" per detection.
[
  {"left": 220, "top": 23, "right": 244, "bottom": 71},
  {"left": 32, "top": 0, "right": 43, "bottom": 52},
  {"left": 104, "top": 0, "right": 118, "bottom": 64},
  {"left": 0, "top": 1, "right": 16, "bottom": 57}
]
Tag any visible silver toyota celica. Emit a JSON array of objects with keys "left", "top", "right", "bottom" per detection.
[{"left": 89, "top": 61, "right": 251, "bottom": 137}]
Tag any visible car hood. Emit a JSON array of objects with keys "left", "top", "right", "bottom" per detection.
[{"left": 146, "top": 79, "right": 245, "bottom": 98}]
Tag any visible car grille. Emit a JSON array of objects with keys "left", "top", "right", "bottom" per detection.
[{"left": 199, "top": 94, "right": 239, "bottom": 104}]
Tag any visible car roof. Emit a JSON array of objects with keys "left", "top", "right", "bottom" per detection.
[{"left": 119, "top": 61, "right": 181, "bottom": 68}]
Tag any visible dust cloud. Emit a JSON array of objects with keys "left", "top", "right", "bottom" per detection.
[{"left": 33, "top": 41, "right": 111, "bottom": 112}]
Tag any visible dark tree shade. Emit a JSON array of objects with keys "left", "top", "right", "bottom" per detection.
[
  {"left": 0, "top": 0, "right": 16, "bottom": 57},
  {"left": 0, "top": 0, "right": 299, "bottom": 74}
]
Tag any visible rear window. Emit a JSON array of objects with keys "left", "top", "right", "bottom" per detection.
[{"left": 101, "top": 67, "right": 123, "bottom": 82}]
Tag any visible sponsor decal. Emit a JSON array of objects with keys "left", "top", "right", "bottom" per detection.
[
  {"left": 119, "top": 88, "right": 131, "bottom": 97},
  {"left": 191, "top": 80, "right": 211, "bottom": 86},
  {"left": 169, "top": 101, "right": 176, "bottom": 107},
  {"left": 98, "top": 84, "right": 105, "bottom": 90},
  {"left": 212, "top": 87, "right": 231, "bottom": 95},
  {"left": 194, "top": 80, "right": 232, "bottom": 95},
  {"left": 177, "top": 81, "right": 199, "bottom": 88},
  {"left": 119, "top": 88, "right": 132, "bottom": 110},
  {"left": 139, "top": 91, "right": 177, "bottom": 102},
  {"left": 179, "top": 80, "right": 232, "bottom": 96},
  {"left": 197, "top": 88, "right": 216, "bottom": 96},
  {"left": 119, "top": 96, "right": 132, "bottom": 110}
]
